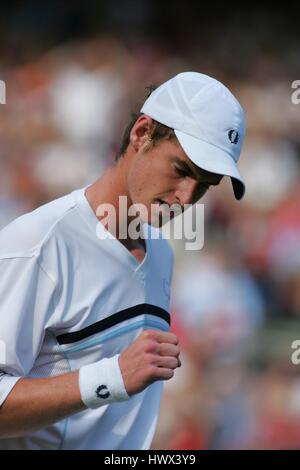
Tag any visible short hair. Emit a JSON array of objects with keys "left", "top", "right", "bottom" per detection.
[{"left": 116, "top": 85, "right": 176, "bottom": 160}]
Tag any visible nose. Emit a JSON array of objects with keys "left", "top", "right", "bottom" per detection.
[{"left": 174, "top": 177, "right": 199, "bottom": 206}]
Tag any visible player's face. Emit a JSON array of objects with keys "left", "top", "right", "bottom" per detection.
[{"left": 127, "top": 133, "right": 223, "bottom": 227}]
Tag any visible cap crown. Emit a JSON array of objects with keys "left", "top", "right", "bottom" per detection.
[{"left": 141, "top": 72, "right": 246, "bottom": 163}]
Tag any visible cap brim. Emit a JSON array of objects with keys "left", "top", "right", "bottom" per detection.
[{"left": 175, "top": 129, "right": 245, "bottom": 200}]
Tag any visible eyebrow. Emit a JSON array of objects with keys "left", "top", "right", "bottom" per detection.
[{"left": 171, "top": 156, "right": 221, "bottom": 185}]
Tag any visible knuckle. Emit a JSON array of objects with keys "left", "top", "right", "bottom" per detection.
[
  {"left": 173, "top": 345, "right": 180, "bottom": 356},
  {"left": 164, "top": 357, "right": 178, "bottom": 369},
  {"left": 163, "top": 344, "right": 178, "bottom": 356},
  {"left": 171, "top": 357, "right": 179, "bottom": 368},
  {"left": 142, "top": 330, "right": 156, "bottom": 341},
  {"left": 143, "top": 340, "right": 157, "bottom": 354},
  {"left": 145, "top": 364, "right": 157, "bottom": 379},
  {"left": 171, "top": 333, "right": 179, "bottom": 345}
]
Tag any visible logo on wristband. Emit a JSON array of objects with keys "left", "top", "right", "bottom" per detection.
[{"left": 96, "top": 384, "right": 110, "bottom": 400}]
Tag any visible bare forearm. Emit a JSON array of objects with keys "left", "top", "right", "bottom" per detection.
[
  {"left": 0, "top": 371, "right": 85, "bottom": 438},
  {"left": 0, "top": 330, "right": 181, "bottom": 440}
]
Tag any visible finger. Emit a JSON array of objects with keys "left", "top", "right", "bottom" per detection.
[
  {"left": 148, "top": 330, "right": 179, "bottom": 345},
  {"left": 158, "top": 343, "right": 180, "bottom": 358},
  {"left": 155, "top": 356, "right": 179, "bottom": 370},
  {"left": 155, "top": 367, "right": 174, "bottom": 380}
]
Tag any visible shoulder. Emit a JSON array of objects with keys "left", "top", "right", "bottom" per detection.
[{"left": 0, "top": 190, "right": 78, "bottom": 260}]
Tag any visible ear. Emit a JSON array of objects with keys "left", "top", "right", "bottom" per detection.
[{"left": 130, "top": 115, "right": 153, "bottom": 151}]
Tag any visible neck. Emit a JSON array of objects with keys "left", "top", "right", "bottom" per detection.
[{"left": 85, "top": 156, "right": 140, "bottom": 243}]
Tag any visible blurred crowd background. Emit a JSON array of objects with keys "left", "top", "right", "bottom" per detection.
[{"left": 0, "top": 1, "right": 300, "bottom": 449}]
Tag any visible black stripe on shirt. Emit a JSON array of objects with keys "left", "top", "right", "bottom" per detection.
[{"left": 56, "top": 303, "right": 170, "bottom": 345}]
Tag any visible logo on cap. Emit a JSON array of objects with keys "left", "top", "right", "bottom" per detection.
[{"left": 228, "top": 130, "right": 239, "bottom": 144}]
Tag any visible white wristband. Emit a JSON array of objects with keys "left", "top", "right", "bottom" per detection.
[{"left": 79, "top": 354, "right": 129, "bottom": 409}]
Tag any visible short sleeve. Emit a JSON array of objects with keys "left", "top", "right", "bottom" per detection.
[{"left": 0, "top": 256, "right": 57, "bottom": 406}]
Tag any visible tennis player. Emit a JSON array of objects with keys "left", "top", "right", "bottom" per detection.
[{"left": 0, "top": 72, "right": 246, "bottom": 449}]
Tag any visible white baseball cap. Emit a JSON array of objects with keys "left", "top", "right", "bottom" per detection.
[{"left": 140, "top": 71, "right": 246, "bottom": 200}]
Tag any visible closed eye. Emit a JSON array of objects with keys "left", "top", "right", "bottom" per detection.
[
  {"left": 174, "top": 165, "right": 193, "bottom": 179},
  {"left": 173, "top": 161, "right": 220, "bottom": 196},
  {"left": 177, "top": 169, "right": 189, "bottom": 178}
]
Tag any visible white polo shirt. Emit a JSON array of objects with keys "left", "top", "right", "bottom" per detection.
[{"left": 0, "top": 187, "right": 173, "bottom": 450}]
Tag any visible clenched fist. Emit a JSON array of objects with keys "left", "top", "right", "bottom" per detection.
[{"left": 118, "top": 330, "right": 181, "bottom": 396}]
